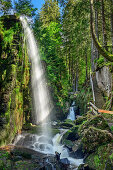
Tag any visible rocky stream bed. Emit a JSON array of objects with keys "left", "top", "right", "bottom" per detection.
[{"left": 0, "top": 113, "right": 113, "bottom": 170}]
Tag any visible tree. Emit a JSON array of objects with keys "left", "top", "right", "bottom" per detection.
[
  {"left": 0, "top": 0, "right": 12, "bottom": 15},
  {"left": 62, "top": 0, "right": 91, "bottom": 90},
  {"left": 14, "top": 0, "right": 37, "bottom": 17},
  {"left": 90, "top": 0, "right": 113, "bottom": 62},
  {"left": 34, "top": 0, "right": 69, "bottom": 110},
  {"left": 40, "top": 0, "right": 60, "bottom": 27}
]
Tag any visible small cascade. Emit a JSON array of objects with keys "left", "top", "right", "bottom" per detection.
[
  {"left": 14, "top": 132, "right": 83, "bottom": 168},
  {"left": 67, "top": 101, "right": 75, "bottom": 120}
]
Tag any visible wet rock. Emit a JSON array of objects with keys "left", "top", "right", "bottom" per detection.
[
  {"left": 82, "top": 127, "right": 113, "bottom": 153},
  {"left": 75, "top": 116, "right": 87, "bottom": 125},
  {"left": 62, "top": 139, "right": 73, "bottom": 150},
  {"left": 59, "top": 119, "right": 75, "bottom": 128},
  {"left": 78, "top": 163, "right": 94, "bottom": 170},
  {"left": 62, "top": 126, "right": 79, "bottom": 142},
  {"left": 73, "top": 143, "right": 85, "bottom": 159},
  {"left": 38, "top": 136, "right": 53, "bottom": 145}
]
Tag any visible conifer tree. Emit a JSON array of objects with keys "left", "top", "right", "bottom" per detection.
[{"left": 14, "top": 0, "right": 37, "bottom": 17}]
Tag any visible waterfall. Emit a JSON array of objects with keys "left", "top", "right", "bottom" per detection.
[
  {"left": 20, "top": 16, "right": 53, "bottom": 136},
  {"left": 19, "top": 16, "right": 83, "bottom": 169},
  {"left": 67, "top": 101, "right": 75, "bottom": 120}
]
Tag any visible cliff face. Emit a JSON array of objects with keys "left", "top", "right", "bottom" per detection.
[{"left": 0, "top": 15, "right": 31, "bottom": 146}]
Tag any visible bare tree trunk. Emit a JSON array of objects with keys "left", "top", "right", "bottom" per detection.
[
  {"left": 110, "top": 0, "right": 113, "bottom": 54},
  {"left": 101, "top": 0, "right": 108, "bottom": 51},
  {"left": 86, "top": 53, "right": 88, "bottom": 81},
  {"left": 69, "top": 47, "right": 71, "bottom": 83},
  {"left": 95, "top": 0, "right": 99, "bottom": 59},
  {"left": 75, "top": 62, "right": 78, "bottom": 92}
]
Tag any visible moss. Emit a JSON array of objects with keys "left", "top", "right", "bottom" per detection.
[
  {"left": 82, "top": 127, "right": 113, "bottom": 153},
  {"left": 0, "top": 15, "right": 31, "bottom": 146},
  {"left": 74, "top": 116, "right": 87, "bottom": 125},
  {"left": 85, "top": 144, "right": 113, "bottom": 170},
  {"left": 59, "top": 119, "right": 75, "bottom": 128},
  {"left": 78, "top": 115, "right": 110, "bottom": 137}
]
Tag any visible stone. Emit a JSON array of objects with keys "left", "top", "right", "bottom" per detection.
[
  {"left": 78, "top": 115, "right": 110, "bottom": 137},
  {"left": 75, "top": 116, "right": 87, "bottom": 125},
  {"left": 82, "top": 127, "right": 113, "bottom": 153},
  {"left": 85, "top": 144, "right": 113, "bottom": 170}
]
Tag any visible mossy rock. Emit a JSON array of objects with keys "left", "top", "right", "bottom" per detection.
[
  {"left": 23, "top": 123, "right": 60, "bottom": 136},
  {"left": 74, "top": 116, "right": 87, "bottom": 125},
  {"left": 0, "top": 151, "right": 11, "bottom": 169},
  {"left": 82, "top": 127, "right": 113, "bottom": 153},
  {"left": 85, "top": 144, "right": 113, "bottom": 170},
  {"left": 62, "top": 139, "right": 73, "bottom": 149},
  {"left": 78, "top": 115, "right": 110, "bottom": 137},
  {"left": 13, "top": 160, "right": 38, "bottom": 170},
  {"left": 59, "top": 119, "right": 75, "bottom": 128},
  {"left": 78, "top": 163, "right": 94, "bottom": 170},
  {"left": 62, "top": 126, "right": 79, "bottom": 144}
]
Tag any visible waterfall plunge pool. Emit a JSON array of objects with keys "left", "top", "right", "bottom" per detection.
[{"left": 14, "top": 129, "right": 83, "bottom": 169}]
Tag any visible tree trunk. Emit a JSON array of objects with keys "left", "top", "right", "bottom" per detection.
[
  {"left": 86, "top": 53, "right": 88, "bottom": 81},
  {"left": 110, "top": 0, "right": 113, "bottom": 54},
  {"left": 75, "top": 62, "right": 78, "bottom": 92},
  {"left": 69, "top": 47, "right": 71, "bottom": 82},
  {"left": 101, "top": 0, "right": 108, "bottom": 51},
  {"left": 90, "top": 0, "right": 113, "bottom": 62},
  {"left": 95, "top": 0, "right": 99, "bottom": 59}
]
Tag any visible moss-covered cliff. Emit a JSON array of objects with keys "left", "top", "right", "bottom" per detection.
[{"left": 0, "top": 15, "right": 31, "bottom": 146}]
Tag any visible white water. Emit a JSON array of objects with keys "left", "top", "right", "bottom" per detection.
[
  {"left": 67, "top": 102, "right": 75, "bottom": 120},
  {"left": 19, "top": 16, "right": 83, "bottom": 168},
  {"left": 20, "top": 16, "right": 52, "bottom": 125},
  {"left": 14, "top": 132, "right": 83, "bottom": 168}
]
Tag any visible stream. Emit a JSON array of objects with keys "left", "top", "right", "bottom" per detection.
[
  {"left": 13, "top": 103, "right": 83, "bottom": 169},
  {"left": 17, "top": 16, "right": 84, "bottom": 169}
]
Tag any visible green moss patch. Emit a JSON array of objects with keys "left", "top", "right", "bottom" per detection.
[{"left": 85, "top": 144, "right": 113, "bottom": 170}]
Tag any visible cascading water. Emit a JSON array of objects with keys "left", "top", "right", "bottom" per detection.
[
  {"left": 18, "top": 16, "right": 83, "bottom": 169},
  {"left": 67, "top": 101, "right": 75, "bottom": 120},
  {"left": 20, "top": 16, "right": 53, "bottom": 136}
]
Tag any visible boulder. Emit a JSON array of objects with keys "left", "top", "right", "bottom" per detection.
[
  {"left": 62, "top": 126, "right": 79, "bottom": 143},
  {"left": 82, "top": 127, "right": 113, "bottom": 153},
  {"left": 59, "top": 119, "right": 75, "bottom": 128},
  {"left": 78, "top": 115, "right": 110, "bottom": 137},
  {"left": 72, "top": 141, "right": 85, "bottom": 159},
  {"left": 74, "top": 116, "right": 87, "bottom": 125},
  {"left": 85, "top": 143, "right": 113, "bottom": 170},
  {"left": 78, "top": 164, "right": 94, "bottom": 170}
]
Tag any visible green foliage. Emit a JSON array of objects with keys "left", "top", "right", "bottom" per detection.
[
  {"left": 75, "top": 87, "right": 92, "bottom": 115},
  {"left": 110, "top": 126, "right": 113, "bottom": 132},
  {"left": 86, "top": 144, "right": 113, "bottom": 170},
  {"left": 40, "top": 0, "right": 60, "bottom": 27},
  {"left": 34, "top": 2, "right": 69, "bottom": 116},
  {"left": 2, "top": 28, "right": 14, "bottom": 46},
  {"left": 0, "top": 16, "right": 31, "bottom": 146},
  {"left": 96, "top": 57, "right": 104, "bottom": 68},
  {"left": 0, "top": 0, "right": 12, "bottom": 15},
  {"left": 14, "top": 0, "right": 37, "bottom": 17}
]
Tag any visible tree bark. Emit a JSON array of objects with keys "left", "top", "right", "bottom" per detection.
[
  {"left": 95, "top": 0, "right": 99, "bottom": 58},
  {"left": 101, "top": 0, "right": 108, "bottom": 51},
  {"left": 86, "top": 53, "right": 88, "bottom": 81},
  {"left": 110, "top": 0, "right": 113, "bottom": 54}
]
